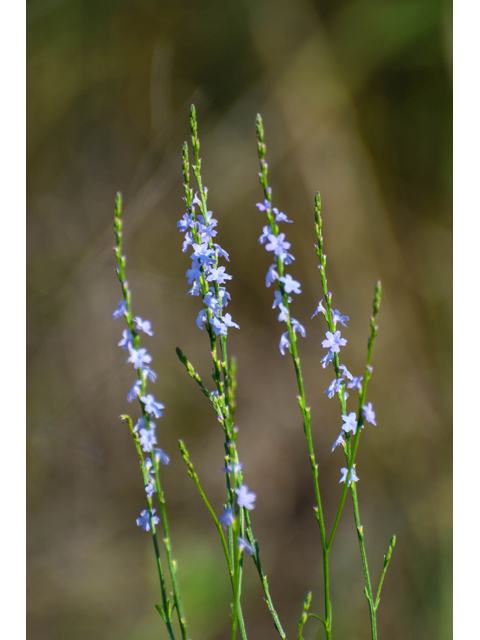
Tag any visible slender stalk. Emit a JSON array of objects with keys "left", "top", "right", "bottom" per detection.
[
  {"left": 179, "top": 440, "right": 234, "bottom": 581},
  {"left": 114, "top": 195, "right": 182, "bottom": 639},
  {"left": 313, "top": 207, "right": 387, "bottom": 639},
  {"left": 114, "top": 193, "right": 187, "bottom": 640},
  {"left": 255, "top": 114, "right": 331, "bottom": 638}
]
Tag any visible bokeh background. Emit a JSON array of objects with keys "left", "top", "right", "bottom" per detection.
[{"left": 27, "top": 1, "right": 452, "bottom": 639}]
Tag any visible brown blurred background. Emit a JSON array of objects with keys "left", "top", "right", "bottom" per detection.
[{"left": 27, "top": 1, "right": 452, "bottom": 639}]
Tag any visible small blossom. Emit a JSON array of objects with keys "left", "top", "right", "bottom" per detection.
[
  {"left": 311, "top": 300, "right": 326, "bottom": 318},
  {"left": 235, "top": 485, "right": 257, "bottom": 510},
  {"left": 222, "top": 461, "right": 243, "bottom": 474},
  {"left": 206, "top": 266, "right": 232, "bottom": 284},
  {"left": 279, "top": 274, "right": 302, "bottom": 294},
  {"left": 177, "top": 212, "right": 195, "bottom": 232},
  {"left": 139, "top": 427, "right": 157, "bottom": 452},
  {"left": 277, "top": 303, "right": 289, "bottom": 323},
  {"left": 281, "top": 251, "right": 295, "bottom": 265},
  {"left": 186, "top": 263, "right": 202, "bottom": 284},
  {"left": 211, "top": 317, "right": 228, "bottom": 336},
  {"left": 347, "top": 376, "right": 363, "bottom": 391},
  {"left": 325, "top": 378, "right": 343, "bottom": 399},
  {"left": 265, "top": 233, "right": 291, "bottom": 256},
  {"left": 127, "top": 347, "right": 152, "bottom": 370},
  {"left": 331, "top": 309, "right": 349, "bottom": 327},
  {"left": 238, "top": 536, "right": 255, "bottom": 556},
  {"left": 219, "top": 508, "right": 235, "bottom": 530},
  {"left": 133, "top": 416, "right": 145, "bottom": 433},
  {"left": 339, "top": 465, "right": 359, "bottom": 486},
  {"left": 321, "top": 330, "right": 347, "bottom": 354},
  {"left": 213, "top": 244, "right": 229, "bottom": 261},
  {"left": 218, "top": 288, "right": 231, "bottom": 308},
  {"left": 273, "top": 207, "right": 292, "bottom": 224},
  {"left": 196, "top": 309, "right": 207, "bottom": 330},
  {"left": 273, "top": 291, "right": 291, "bottom": 311},
  {"left": 154, "top": 448, "right": 170, "bottom": 465},
  {"left": 279, "top": 331, "right": 290, "bottom": 355},
  {"left": 136, "top": 508, "right": 160, "bottom": 531},
  {"left": 145, "top": 482, "right": 155, "bottom": 498},
  {"left": 331, "top": 433, "right": 346, "bottom": 452},
  {"left": 134, "top": 317, "right": 154, "bottom": 336},
  {"left": 127, "top": 379, "right": 142, "bottom": 403},
  {"left": 363, "top": 402, "right": 377, "bottom": 426},
  {"left": 341, "top": 412, "right": 358, "bottom": 435},
  {"left": 339, "top": 365, "right": 353, "bottom": 380},
  {"left": 112, "top": 300, "right": 127, "bottom": 319},
  {"left": 141, "top": 394, "right": 165, "bottom": 419},
  {"left": 188, "top": 279, "right": 202, "bottom": 296},
  {"left": 266, "top": 264, "right": 279, "bottom": 287},
  {"left": 258, "top": 225, "right": 272, "bottom": 244},
  {"left": 255, "top": 199, "right": 270, "bottom": 212},
  {"left": 142, "top": 367, "right": 157, "bottom": 383},
  {"left": 118, "top": 329, "right": 133, "bottom": 350},
  {"left": 321, "top": 350, "right": 335, "bottom": 369},
  {"left": 291, "top": 318, "right": 306, "bottom": 337},
  {"left": 223, "top": 313, "right": 240, "bottom": 330},
  {"left": 182, "top": 231, "right": 194, "bottom": 253}
]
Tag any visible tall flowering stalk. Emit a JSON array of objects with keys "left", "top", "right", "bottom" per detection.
[
  {"left": 176, "top": 106, "right": 287, "bottom": 640},
  {"left": 313, "top": 192, "right": 396, "bottom": 639},
  {"left": 112, "top": 194, "right": 188, "bottom": 640},
  {"left": 255, "top": 115, "right": 395, "bottom": 640},
  {"left": 111, "top": 108, "right": 396, "bottom": 640}
]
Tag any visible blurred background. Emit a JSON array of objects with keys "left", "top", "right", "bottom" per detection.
[{"left": 27, "top": 1, "right": 452, "bottom": 639}]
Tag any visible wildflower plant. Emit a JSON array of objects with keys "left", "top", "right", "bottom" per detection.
[{"left": 111, "top": 106, "right": 396, "bottom": 640}]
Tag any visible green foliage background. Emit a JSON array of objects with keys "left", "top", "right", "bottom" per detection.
[{"left": 27, "top": 1, "right": 452, "bottom": 639}]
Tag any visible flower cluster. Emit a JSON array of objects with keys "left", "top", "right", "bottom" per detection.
[
  {"left": 256, "top": 196, "right": 305, "bottom": 354},
  {"left": 313, "top": 298, "right": 379, "bottom": 483},
  {"left": 112, "top": 299, "right": 169, "bottom": 530},
  {"left": 178, "top": 190, "right": 239, "bottom": 337}
]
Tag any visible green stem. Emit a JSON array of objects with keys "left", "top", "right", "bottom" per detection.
[{"left": 152, "top": 464, "right": 188, "bottom": 640}]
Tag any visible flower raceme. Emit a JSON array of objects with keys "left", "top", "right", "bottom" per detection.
[{"left": 177, "top": 190, "right": 240, "bottom": 338}]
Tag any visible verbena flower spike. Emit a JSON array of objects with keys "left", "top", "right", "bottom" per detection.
[
  {"left": 255, "top": 114, "right": 396, "bottom": 640},
  {"left": 176, "top": 105, "right": 287, "bottom": 640},
  {"left": 111, "top": 108, "right": 396, "bottom": 640},
  {"left": 113, "top": 194, "right": 188, "bottom": 640}
]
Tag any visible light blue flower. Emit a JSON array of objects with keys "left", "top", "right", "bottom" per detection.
[
  {"left": 321, "top": 350, "right": 335, "bottom": 369},
  {"left": 331, "top": 433, "right": 346, "bottom": 452},
  {"left": 136, "top": 508, "right": 160, "bottom": 531},
  {"left": 321, "top": 330, "right": 347, "bottom": 354},
  {"left": 235, "top": 485, "right": 257, "bottom": 510},
  {"left": 279, "top": 332, "right": 290, "bottom": 355},
  {"left": 139, "top": 427, "right": 157, "bottom": 452},
  {"left": 238, "top": 536, "right": 255, "bottom": 556},
  {"left": 127, "top": 379, "right": 142, "bottom": 403},
  {"left": 134, "top": 317, "right": 154, "bottom": 336},
  {"left": 127, "top": 347, "right": 152, "bottom": 370},
  {"left": 265, "top": 264, "right": 279, "bottom": 287},
  {"left": 141, "top": 394, "right": 165, "bottom": 419},
  {"left": 145, "top": 482, "right": 155, "bottom": 498},
  {"left": 279, "top": 274, "right": 301, "bottom": 294},
  {"left": 331, "top": 309, "right": 349, "bottom": 327},
  {"left": 112, "top": 300, "right": 127, "bottom": 319},
  {"left": 219, "top": 508, "right": 235, "bottom": 530},
  {"left": 341, "top": 412, "right": 358, "bottom": 434},
  {"left": 363, "top": 402, "right": 377, "bottom": 426},
  {"left": 311, "top": 300, "right": 326, "bottom": 318},
  {"left": 339, "top": 465, "right": 359, "bottom": 486},
  {"left": 154, "top": 448, "right": 170, "bottom": 466},
  {"left": 118, "top": 329, "right": 133, "bottom": 350}
]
